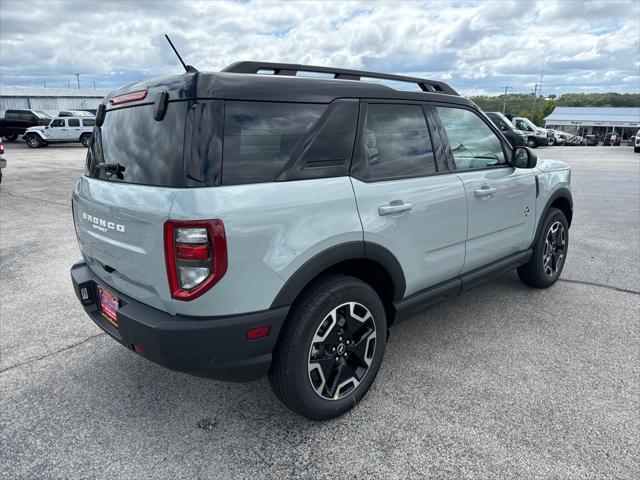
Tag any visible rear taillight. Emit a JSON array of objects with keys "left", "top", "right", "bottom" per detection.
[
  {"left": 164, "top": 220, "right": 228, "bottom": 301},
  {"left": 0, "top": 140, "right": 4, "bottom": 154}
]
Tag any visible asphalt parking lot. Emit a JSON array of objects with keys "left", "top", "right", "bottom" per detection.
[{"left": 1, "top": 143, "right": 638, "bottom": 479}]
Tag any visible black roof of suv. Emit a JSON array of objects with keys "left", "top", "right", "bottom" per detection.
[{"left": 104, "top": 61, "right": 471, "bottom": 108}]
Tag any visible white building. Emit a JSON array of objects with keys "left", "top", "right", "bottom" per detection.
[
  {"left": 544, "top": 107, "right": 640, "bottom": 138},
  {"left": 0, "top": 86, "right": 109, "bottom": 116}
]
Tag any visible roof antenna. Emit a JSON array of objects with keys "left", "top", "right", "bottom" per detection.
[{"left": 164, "top": 34, "right": 198, "bottom": 73}]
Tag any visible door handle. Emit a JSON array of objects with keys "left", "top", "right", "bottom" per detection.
[
  {"left": 378, "top": 200, "right": 413, "bottom": 216},
  {"left": 474, "top": 186, "right": 496, "bottom": 198}
]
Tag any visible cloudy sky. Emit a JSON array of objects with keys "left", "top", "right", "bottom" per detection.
[{"left": 1, "top": 0, "right": 638, "bottom": 96}]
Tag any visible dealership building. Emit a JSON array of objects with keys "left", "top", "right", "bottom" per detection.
[
  {"left": 0, "top": 86, "right": 108, "bottom": 116},
  {"left": 544, "top": 107, "right": 640, "bottom": 138}
]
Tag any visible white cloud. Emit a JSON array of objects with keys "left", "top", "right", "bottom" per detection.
[{"left": 0, "top": 0, "right": 638, "bottom": 95}]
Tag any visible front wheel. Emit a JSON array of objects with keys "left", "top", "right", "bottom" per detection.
[
  {"left": 518, "top": 207, "right": 569, "bottom": 288},
  {"left": 527, "top": 137, "right": 538, "bottom": 148},
  {"left": 269, "top": 274, "right": 387, "bottom": 420},
  {"left": 25, "top": 134, "right": 44, "bottom": 148}
]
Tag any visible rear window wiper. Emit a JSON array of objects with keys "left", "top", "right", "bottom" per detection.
[{"left": 96, "top": 163, "right": 126, "bottom": 180}]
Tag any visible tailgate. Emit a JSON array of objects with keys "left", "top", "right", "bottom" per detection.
[{"left": 73, "top": 178, "right": 179, "bottom": 313}]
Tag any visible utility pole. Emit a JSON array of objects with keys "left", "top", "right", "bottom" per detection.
[
  {"left": 75, "top": 73, "right": 80, "bottom": 89},
  {"left": 67, "top": 80, "right": 71, "bottom": 89},
  {"left": 502, "top": 85, "right": 510, "bottom": 114},
  {"left": 43, "top": 80, "right": 47, "bottom": 88}
]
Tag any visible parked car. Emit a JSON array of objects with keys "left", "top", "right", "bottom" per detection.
[
  {"left": 0, "top": 109, "right": 52, "bottom": 141},
  {"left": 546, "top": 129, "right": 565, "bottom": 146},
  {"left": 24, "top": 116, "right": 95, "bottom": 148},
  {"left": 584, "top": 134, "right": 598, "bottom": 146},
  {"left": 485, "top": 112, "right": 528, "bottom": 147},
  {"left": 511, "top": 117, "right": 550, "bottom": 148},
  {"left": 634, "top": 129, "right": 640, "bottom": 153},
  {"left": 58, "top": 110, "right": 95, "bottom": 117},
  {"left": 0, "top": 138, "right": 5, "bottom": 183},
  {"left": 70, "top": 62, "right": 573, "bottom": 420}
]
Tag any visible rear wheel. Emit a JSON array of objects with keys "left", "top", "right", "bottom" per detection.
[
  {"left": 3, "top": 134, "right": 18, "bottom": 142},
  {"left": 25, "top": 134, "right": 43, "bottom": 148},
  {"left": 80, "top": 133, "right": 92, "bottom": 147},
  {"left": 518, "top": 207, "right": 569, "bottom": 288},
  {"left": 269, "top": 274, "right": 387, "bottom": 420}
]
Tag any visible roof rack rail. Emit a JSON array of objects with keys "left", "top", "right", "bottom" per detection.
[{"left": 222, "top": 61, "right": 458, "bottom": 96}]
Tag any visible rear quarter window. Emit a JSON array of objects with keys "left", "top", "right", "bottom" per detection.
[{"left": 221, "top": 101, "right": 326, "bottom": 185}]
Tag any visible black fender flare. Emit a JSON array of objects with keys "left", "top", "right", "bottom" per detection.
[
  {"left": 270, "top": 241, "right": 406, "bottom": 308},
  {"left": 532, "top": 187, "right": 573, "bottom": 246}
]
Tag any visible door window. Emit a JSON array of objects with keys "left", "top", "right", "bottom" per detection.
[
  {"left": 82, "top": 118, "right": 96, "bottom": 127},
  {"left": 354, "top": 103, "right": 437, "bottom": 180},
  {"left": 68, "top": 119, "right": 80, "bottom": 127},
  {"left": 436, "top": 107, "right": 506, "bottom": 170},
  {"left": 50, "top": 119, "right": 65, "bottom": 127}
]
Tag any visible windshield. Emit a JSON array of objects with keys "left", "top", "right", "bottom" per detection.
[
  {"left": 33, "top": 110, "right": 53, "bottom": 119},
  {"left": 518, "top": 118, "right": 537, "bottom": 129},
  {"left": 495, "top": 113, "right": 515, "bottom": 129}
]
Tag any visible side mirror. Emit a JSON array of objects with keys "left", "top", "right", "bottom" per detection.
[{"left": 513, "top": 146, "right": 537, "bottom": 169}]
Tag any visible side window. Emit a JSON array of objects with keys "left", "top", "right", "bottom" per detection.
[
  {"left": 222, "top": 101, "right": 325, "bottom": 185},
  {"left": 68, "top": 119, "right": 80, "bottom": 127},
  {"left": 355, "top": 103, "right": 437, "bottom": 180},
  {"left": 436, "top": 107, "right": 506, "bottom": 170},
  {"left": 82, "top": 118, "right": 96, "bottom": 127},
  {"left": 50, "top": 119, "right": 65, "bottom": 127}
]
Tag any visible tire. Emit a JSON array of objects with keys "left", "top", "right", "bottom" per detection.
[
  {"left": 3, "top": 134, "right": 18, "bottom": 142},
  {"left": 80, "top": 133, "right": 92, "bottom": 147},
  {"left": 518, "top": 207, "right": 569, "bottom": 288},
  {"left": 269, "top": 274, "right": 387, "bottom": 421},
  {"left": 25, "top": 134, "right": 43, "bottom": 148},
  {"left": 527, "top": 137, "right": 537, "bottom": 148},
  {"left": 0, "top": 170, "right": 2, "bottom": 183},
  {"left": 634, "top": 146, "right": 640, "bottom": 153}
]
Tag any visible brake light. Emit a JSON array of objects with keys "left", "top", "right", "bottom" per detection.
[
  {"left": 164, "top": 220, "right": 227, "bottom": 301},
  {"left": 109, "top": 90, "right": 148, "bottom": 105},
  {"left": 0, "top": 140, "right": 4, "bottom": 154}
]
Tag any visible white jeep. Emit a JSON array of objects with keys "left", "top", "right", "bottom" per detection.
[{"left": 24, "top": 116, "right": 95, "bottom": 148}]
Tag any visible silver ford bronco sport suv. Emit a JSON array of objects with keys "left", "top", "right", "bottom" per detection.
[{"left": 71, "top": 62, "right": 572, "bottom": 420}]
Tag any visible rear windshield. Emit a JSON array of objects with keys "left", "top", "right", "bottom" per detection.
[{"left": 86, "top": 102, "right": 187, "bottom": 187}]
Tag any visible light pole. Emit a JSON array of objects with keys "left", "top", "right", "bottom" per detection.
[{"left": 502, "top": 85, "right": 510, "bottom": 114}]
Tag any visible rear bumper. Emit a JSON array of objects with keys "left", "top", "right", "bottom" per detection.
[{"left": 70, "top": 262, "right": 289, "bottom": 382}]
